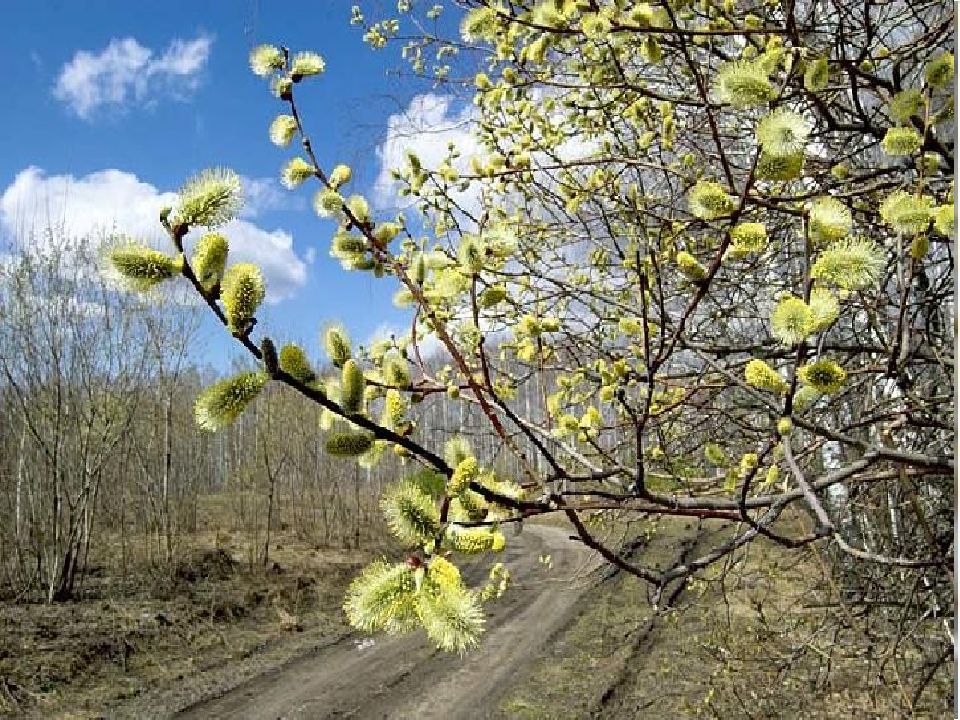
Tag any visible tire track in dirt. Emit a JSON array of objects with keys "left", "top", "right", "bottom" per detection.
[{"left": 175, "top": 524, "right": 597, "bottom": 719}]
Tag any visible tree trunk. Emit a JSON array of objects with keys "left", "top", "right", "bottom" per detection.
[{"left": 162, "top": 393, "right": 174, "bottom": 564}]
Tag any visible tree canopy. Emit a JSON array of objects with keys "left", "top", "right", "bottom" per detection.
[{"left": 107, "top": 0, "right": 954, "bottom": 662}]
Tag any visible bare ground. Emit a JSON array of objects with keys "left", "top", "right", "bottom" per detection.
[
  {"left": 174, "top": 524, "right": 599, "bottom": 720},
  {"left": 12, "top": 514, "right": 940, "bottom": 719},
  {"left": 0, "top": 541, "right": 372, "bottom": 720}
]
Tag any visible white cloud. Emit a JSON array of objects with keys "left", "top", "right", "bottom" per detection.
[
  {"left": 240, "top": 176, "right": 304, "bottom": 218},
  {"left": 0, "top": 167, "right": 307, "bottom": 302},
  {"left": 151, "top": 37, "right": 211, "bottom": 75},
  {"left": 54, "top": 35, "right": 212, "bottom": 119},
  {"left": 373, "top": 93, "right": 480, "bottom": 213}
]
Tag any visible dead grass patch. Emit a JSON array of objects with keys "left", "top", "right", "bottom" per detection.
[{"left": 0, "top": 530, "right": 378, "bottom": 719}]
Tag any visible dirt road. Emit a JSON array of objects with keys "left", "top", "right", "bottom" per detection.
[{"left": 176, "top": 524, "right": 597, "bottom": 719}]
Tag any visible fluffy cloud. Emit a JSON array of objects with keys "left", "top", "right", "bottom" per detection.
[
  {"left": 0, "top": 167, "right": 307, "bottom": 302},
  {"left": 54, "top": 35, "right": 212, "bottom": 119},
  {"left": 240, "top": 176, "right": 305, "bottom": 219},
  {"left": 373, "top": 93, "right": 480, "bottom": 213}
]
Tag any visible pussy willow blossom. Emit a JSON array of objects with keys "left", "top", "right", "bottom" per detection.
[
  {"left": 676, "top": 251, "right": 708, "bottom": 280},
  {"left": 108, "top": 245, "right": 183, "bottom": 291},
  {"left": 688, "top": 181, "right": 735, "bottom": 220},
  {"left": 281, "top": 157, "right": 315, "bottom": 188},
  {"left": 879, "top": 191, "right": 934, "bottom": 235},
  {"left": 889, "top": 88, "right": 924, "bottom": 123},
  {"left": 460, "top": 6, "right": 498, "bottom": 41},
  {"left": 458, "top": 235, "right": 485, "bottom": 274},
  {"left": 381, "top": 478, "right": 441, "bottom": 546},
  {"left": 340, "top": 359, "right": 365, "bottom": 413},
  {"left": 763, "top": 466, "right": 781, "bottom": 486},
  {"left": 314, "top": 188, "right": 344, "bottom": 218},
  {"left": 373, "top": 222, "right": 402, "bottom": 245},
  {"left": 278, "top": 343, "right": 317, "bottom": 385},
  {"left": 744, "top": 359, "right": 789, "bottom": 394},
  {"left": 330, "top": 231, "right": 368, "bottom": 268},
  {"left": 808, "top": 287, "right": 840, "bottom": 332},
  {"left": 449, "top": 457, "right": 480, "bottom": 495},
  {"left": 798, "top": 359, "right": 847, "bottom": 394},
  {"left": 346, "top": 195, "right": 371, "bottom": 224},
  {"left": 325, "top": 431, "right": 374, "bottom": 457},
  {"left": 934, "top": 204, "right": 955, "bottom": 237},
  {"left": 730, "top": 222, "right": 768, "bottom": 253},
  {"left": 450, "top": 492, "right": 485, "bottom": 524},
  {"left": 249, "top": 44, "right": 284, "bottom": 77},
  {"left": 756, "top": 110, "right": 811, "bottom": 157},
  {"left": 444, "top": 436, "right": 473, "bottom": 468},
  {"left": 616, "top": 317, "right": 643, "bottom": 336},
  {"left": 220, "top": 263, "right": 265, "bottom": 333},
  {"left": 195, "top": 371, "right": 268, "bottom": 432},
  {"left": 531, "top": 1, "right": 569, "bottom": 27},
  {"left": 428, "top": 556, "right": 462, "bottom": 592},
  {"left": 382, "top": 354, "right": 411, "bottom": 388},
  {"left": 793, "top": 386, "right": 822, "bottom": 412},
  {"left": 771, "top": 296, "right": 813, "bottom": 345},
  {"left": 924, "top": 51, "right": 954, "bottom": 88},
  {"left": 738, "top": 453, "right": 759, "bottom": 477},
  {"left": 291, "top": 51, "right": 325, "bottom": 76},
  {"left": 810, "top": 239, "right": 885, "bottom": 289},
  {"left": 756, "top": 151, "right": 803, "bottom": 181},
  {"left": 191, "top": 233, "right": 228, "bottom": 292},
  {"left": 712, "top": 60, "right": 774, "bottom": 108},
  {"left": 269, "top": 115, "right": 298, "bottom": 147},
  {"left": 343, "top": 560, "right": 418, "bottom": 633},
  {"left": 329, "top": 164, "right": 352, "bottom": 189},
  {"left": 271, "top": 76, "right": 292, "bottom": 99},
  {"left": 803, "top": 57, "right": 829, "bottom": 91},
  {"left": 479, "top": 285, "right": 508, "bottom": 308},
  {"left": 809, "top": 197, "right": 852, "bottom": 243},
  {"left": 323, "top": 324, "right": 352, "bottom": 367},
  {"left": 381, "top": 389, "right": 406, "bottom": 430},
  {"left": 444, "top": 524, "right": 507, "bottom": 554},
  {"left": 881, "top": 126, "right": 923, "bottom": 156},
  {"left": 414, "top": 579, "right": 485, "bottom": 653},
  {"left": 176, "top": 168, "right": 243, "bottom": 229}
]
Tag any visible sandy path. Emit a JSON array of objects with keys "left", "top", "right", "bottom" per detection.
[{"left": 175, "top": 524, "right": 596, "bottom": 719}]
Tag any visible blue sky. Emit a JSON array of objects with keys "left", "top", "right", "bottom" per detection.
[{"left": 0, "top": 1, "right": 470, "bottom": 367}]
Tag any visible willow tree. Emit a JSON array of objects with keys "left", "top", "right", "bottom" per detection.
[{"left": 107, "top": 0, "right": 953, "bottom": 677}]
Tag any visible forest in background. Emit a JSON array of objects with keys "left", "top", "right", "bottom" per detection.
[{"left": 0, "top": 235, "right": 554, "bottom": 605}]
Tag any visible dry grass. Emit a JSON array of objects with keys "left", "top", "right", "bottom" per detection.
[
  {"left": 0, "top": 514, "right": 390, "bottom": 719},
  {"left": 495, "top": 513, "right": 954, "bottom": 719}
]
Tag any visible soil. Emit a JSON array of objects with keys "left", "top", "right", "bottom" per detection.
[
  {"left": 174, "top": 524, "right": 599, "bottom": 720},
  {"left": 0, "top": 540, "right": 373, "bottom": 720},
  {"left": 11, "top": 515, "right": 940, "bottom": 718}
]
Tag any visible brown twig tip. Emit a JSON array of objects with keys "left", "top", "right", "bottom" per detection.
[{"left": 261, "top": 337, "right": 279, "bottom": 376}]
